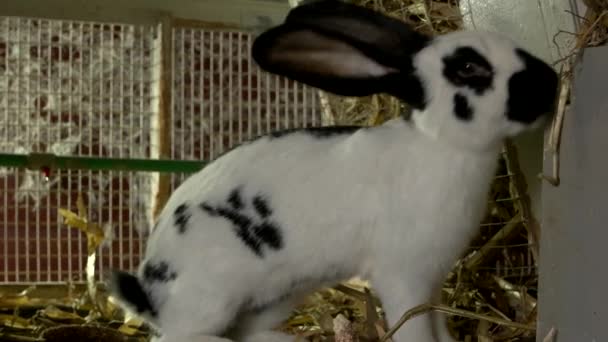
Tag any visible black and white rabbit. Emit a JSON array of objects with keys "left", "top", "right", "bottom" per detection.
[{"left": 110, "top": 1, "right": 558, "bottom": 341}]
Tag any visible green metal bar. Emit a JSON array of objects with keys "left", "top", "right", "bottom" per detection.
[
  {"left": 0, "top": 153, "right": 206, "bottom": 174},
  {"left": 0, "top": 153, "right": 28, "bottom": 168}
]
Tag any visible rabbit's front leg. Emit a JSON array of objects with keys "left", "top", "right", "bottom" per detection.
[{"left": 372, "top": 267, "right": 455, "bottom": 342}]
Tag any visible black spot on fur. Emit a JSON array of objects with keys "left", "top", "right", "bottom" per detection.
[
  {"left": 301, "top": 126, "right": 362, "bottom": 137},
  {"left": 175, "top": 203, "right": 188, "bottom": 215},
  {"left": 227, "top": 188, "right": 244, "bottom": 210},
  {"left": 252, "top": 196, "right": 272, "bottom": 218},
  {"left": 174, "top": 203, "right": 191, "bottom": 234},
  {"left": 143, "top": 261, "right": 177, "bottom": 283},
  {"left": 111, "top": 271, "right": 158, "bottom": 317},
  {"left": 507, "top": 49, "right": 559, "bottom": 124},
  {"left": 200, "top": 193, "right": 284, "bottom": 258},
  {"left": 175, "top": 215, "right": 190, "bottom": 234},
  {"left": 443, "top": 47, "right": 494, "bottom": 95},
  {"left": 201, "top": 202, "right": 263, "bottom": 256},
  {"left": 234, "top": 228, "right": 263, "bottom": 257},
  {"left": 219, "top": 207, "right": 264, "bottom": 257},
  {"left": 252, "top": 222, "right": 283, "bottom": 249},
  {"left": 453, "top": 93, "right": 473, "bottom": 121},
  {"left": 269, "top": 125, "right": 362, "bottom": 139},
  {"left": 200, "top": 203, "right": 216, "bottom": 215},
  {"left": 215, "top": 208, "right": 253, "bottom": 232}
]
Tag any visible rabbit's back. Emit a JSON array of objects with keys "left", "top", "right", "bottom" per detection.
[{"left": 143, "top": 117, "right": 497, "bottom": 298}]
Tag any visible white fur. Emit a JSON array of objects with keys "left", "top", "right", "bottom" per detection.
[
  {"left": 412, "top": 31, "right": 530, "bottom": 151},
  {"left": 112, "top": 23, "right": 553, "bottom": 342}
]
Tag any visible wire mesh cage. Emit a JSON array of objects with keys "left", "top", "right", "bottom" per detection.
[
  {"left": 0, "top": 17, "right": 159, "bottom": 284},
  {"left": 0, "top": 16, "right": 322, "bottom": 287},
  {"left": 169, "top": 27, "right": 322, "bottom": 188},
  {"left": 441, "top": 143, "right": 540, "bottom": 340}
]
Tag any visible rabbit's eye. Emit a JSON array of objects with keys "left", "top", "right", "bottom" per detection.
[
  {"left": 457, "top": 62, "right": 490, "bottom": 78},
  {"left": 442, "top": 47, "right": 494, "bottom": 94}
]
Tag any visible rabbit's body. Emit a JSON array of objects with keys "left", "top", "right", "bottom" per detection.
[
  {"left": 149, "top": 117, "right": 498, "bottom": 302},
  {"left": 110, "top": 1, "right": 558, "bottom": 341},
  {"left": 117, "top": 118, "right": 498, "bottom": 342}
]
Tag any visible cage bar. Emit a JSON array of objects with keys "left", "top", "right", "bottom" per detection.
[
  {"left": 0, "top": 16, "right": 159, "bottom": 284},
  {"left": 0, "top": 17, "right": 322, "bottom": 285}
]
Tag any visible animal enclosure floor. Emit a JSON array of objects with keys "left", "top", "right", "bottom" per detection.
[{"left": 0, "top": 281, "right": 386, "bottom": 342}]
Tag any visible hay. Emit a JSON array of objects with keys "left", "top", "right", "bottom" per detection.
[
  {"left": 0, "top": 285, "right": 149, "bottom": 342},
  {"left": 0, "top": 200, "right": 148, "bottom": 342}
]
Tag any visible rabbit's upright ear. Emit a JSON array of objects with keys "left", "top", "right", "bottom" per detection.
[{"left": 252, "top": 0, "right": 430, "bottom": 109}]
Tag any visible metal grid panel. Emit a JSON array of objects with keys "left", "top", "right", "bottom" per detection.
[
  {"left": 170, "top": 27, "right": 322, "bottom": 187},
  {"left": 447, "top": 147, "right": 538, "bottom": 292},
  {"left": 0, "top": 16, "right": 159, "bottom": 284},
  {"left": 0, "top": 20, "right": 323, "bottom": 285},
  {"left": 472, "top": 149, "right": 537, "bottom": 281}
]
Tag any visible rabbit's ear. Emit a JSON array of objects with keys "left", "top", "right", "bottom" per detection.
[{"left": 252, "top": 0, "right": 430, "bottom": 109}]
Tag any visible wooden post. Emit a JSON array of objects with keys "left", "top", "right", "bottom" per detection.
[{"left": 153, "top": 14, "right": 174, "bottom": 220}]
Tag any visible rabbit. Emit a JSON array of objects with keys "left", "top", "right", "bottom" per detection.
[{"left": 108, "top": 1, "right": 558, "bottom": 341}]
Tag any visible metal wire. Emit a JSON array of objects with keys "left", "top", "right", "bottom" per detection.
[
  {"left": 0, "top": 17, "right": 157, "bottom": 283},
  {"left": 169, "top": 27, "right": 323, "bottom": 188},
  {"left": 0, "top": 19, "right": 322, "bottom": 285}
]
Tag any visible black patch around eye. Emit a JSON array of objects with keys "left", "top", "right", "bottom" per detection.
[
  {"left": 252, "top": 196, "right": 272, "bottom": 218},
  {"left": 443, "top": 47, "right": 494, "bottom": 95},
  {"left": 143, "top": 261, "right": 177, "bottom": 283},
  {"left": 454, "top": 93, "right": 473, "bottom": 121},
  {"left": 227, "top": 188, "right": 244, "bottom": 210},
  {"left": 507, "top": 49, "right": 559, "bottom": 124}
]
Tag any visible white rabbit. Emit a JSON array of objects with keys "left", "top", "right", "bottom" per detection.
[{"left": 109, "top": 1, "right": 558, "bottom": 341}]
